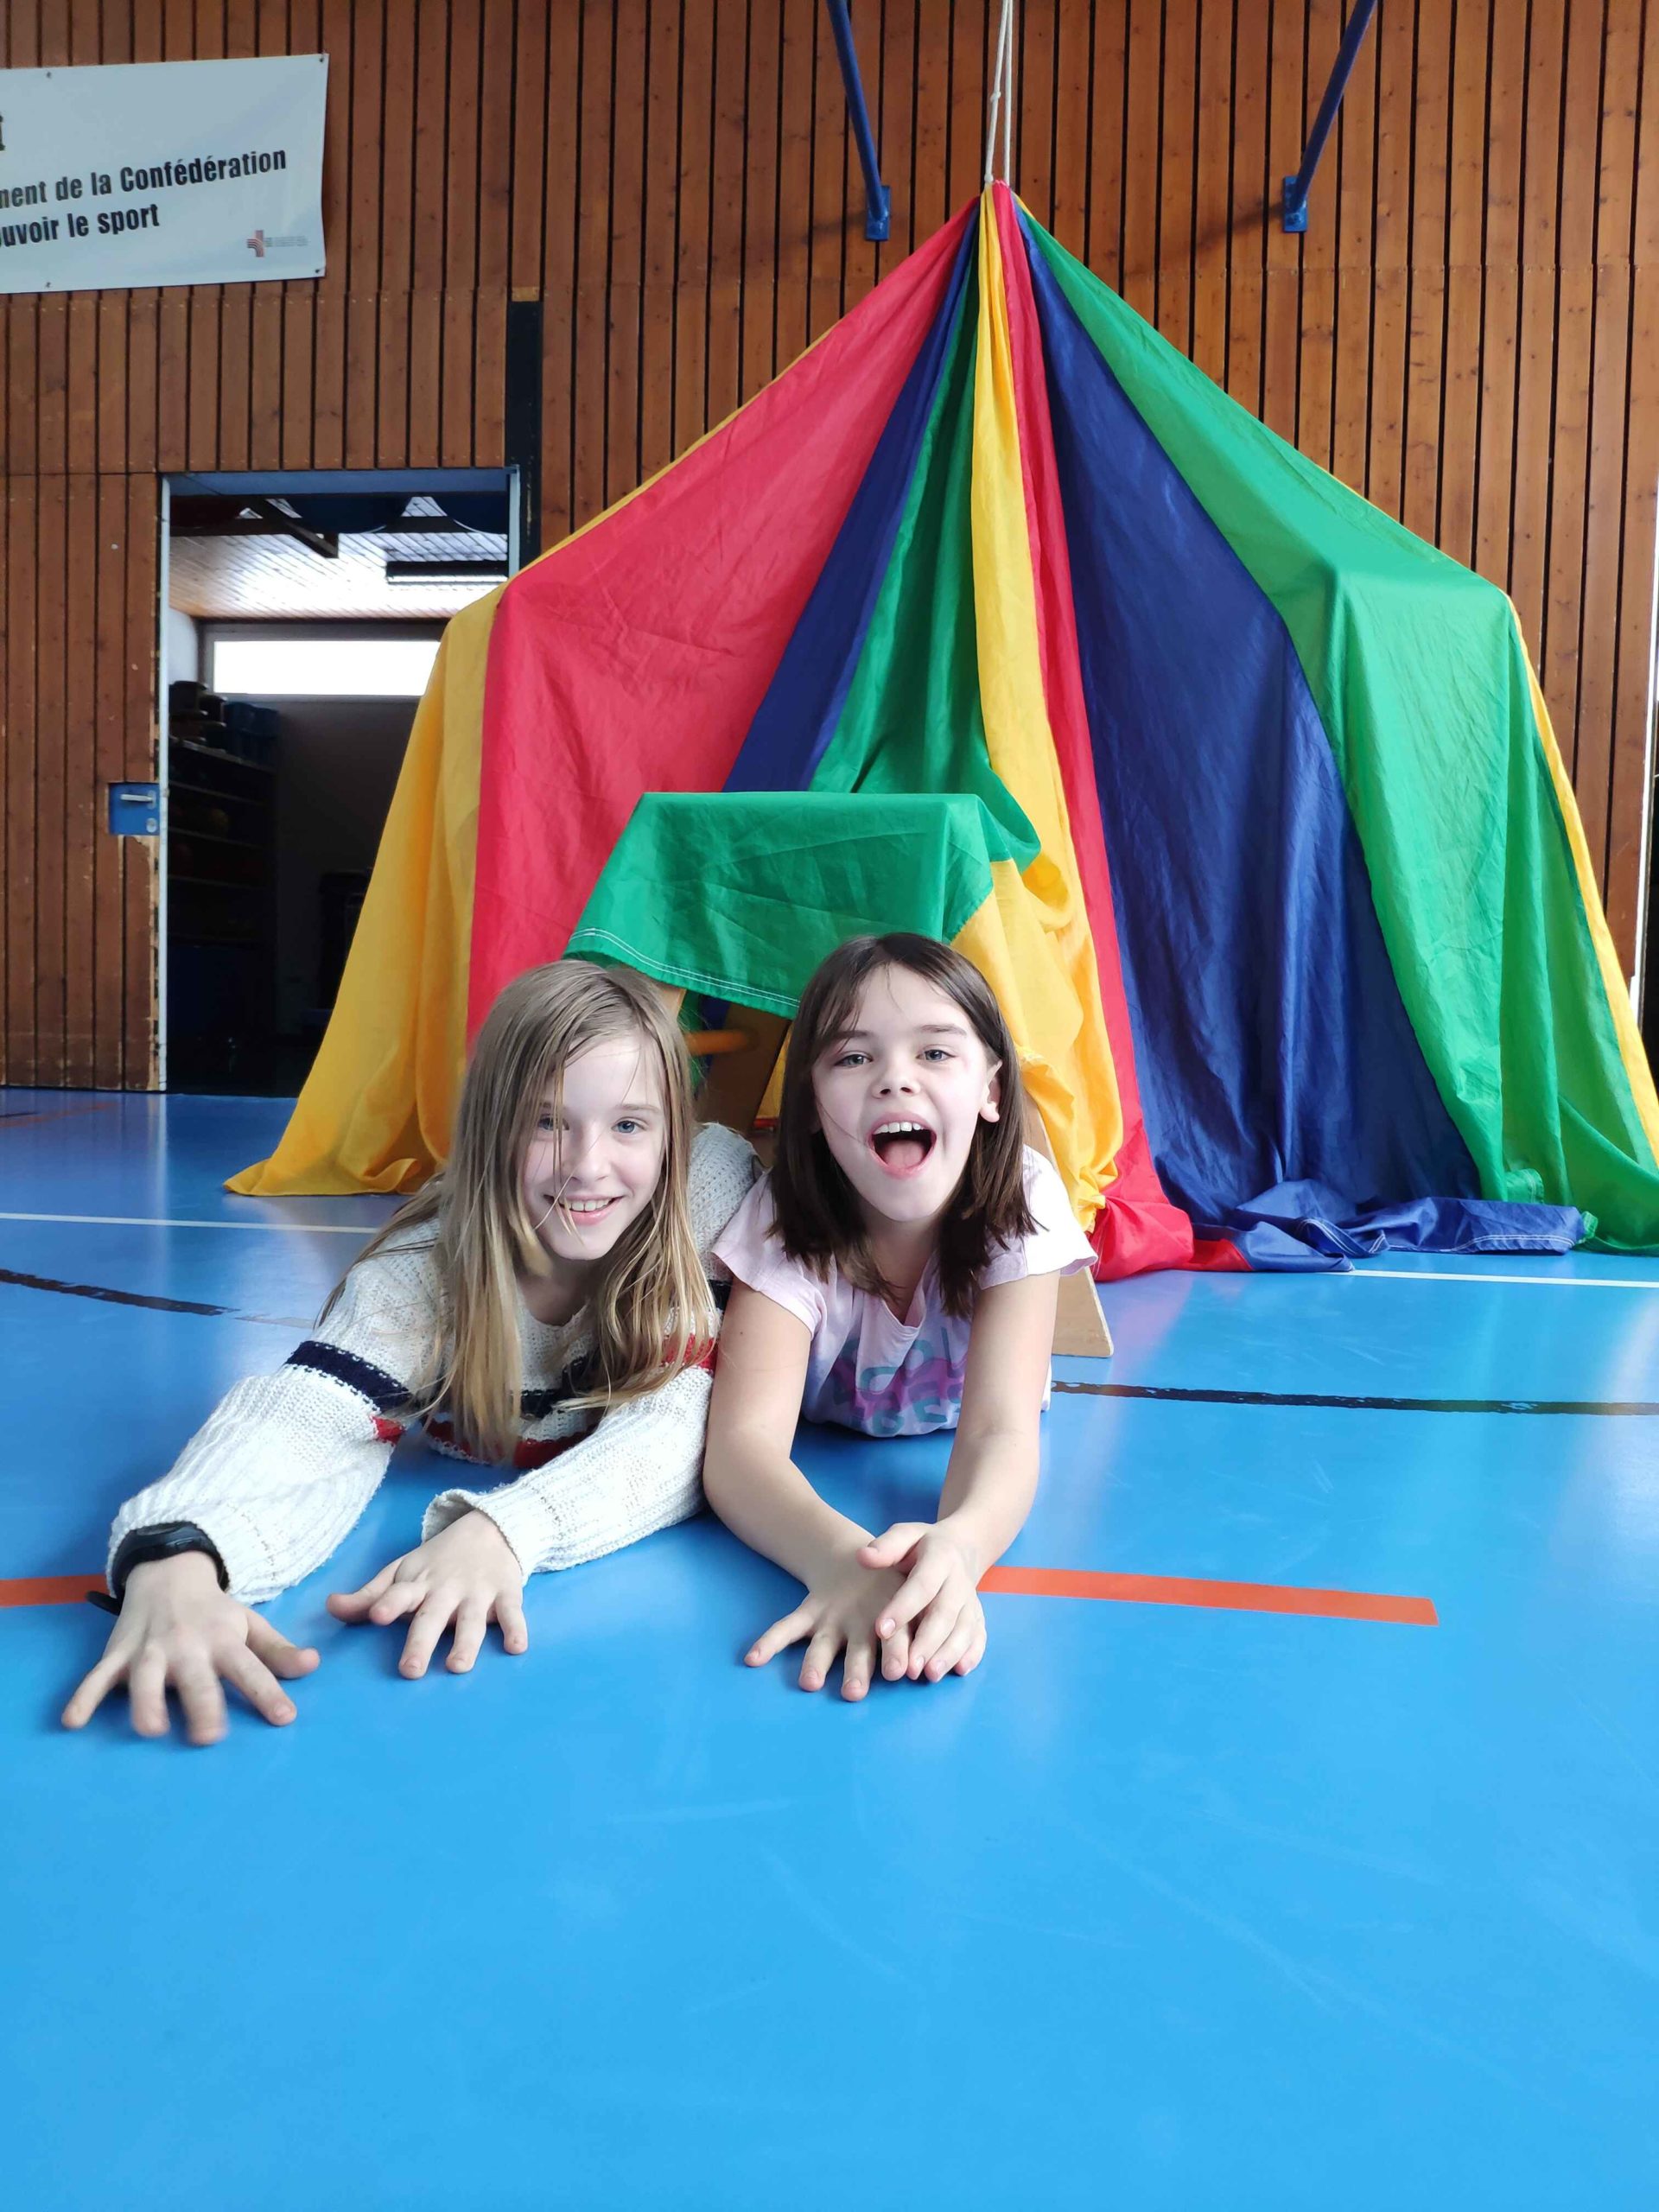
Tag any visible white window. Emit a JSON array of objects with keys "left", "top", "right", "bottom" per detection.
[{"left": 208, "top": 632, "right": 442, "bottom": 698}]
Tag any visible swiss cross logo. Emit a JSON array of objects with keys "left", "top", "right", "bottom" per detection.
[{"left": 245, "top": 229, "right": 267, "bottom": 257}]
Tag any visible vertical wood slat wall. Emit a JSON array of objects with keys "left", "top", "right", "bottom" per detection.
[{"left": 2, "top": 1, "right": 1656, "bottom": 1088}]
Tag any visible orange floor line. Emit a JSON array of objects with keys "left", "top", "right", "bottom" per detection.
[
  {"left": 978, "top": 1565, "right": 1438, "bottom": 1625},
  {"left": 0, "top": 1573, "right": 106, "bottom": 1610},
  {"left": 3, "top": 1567, "right": 1438, "bottom": 1626}
]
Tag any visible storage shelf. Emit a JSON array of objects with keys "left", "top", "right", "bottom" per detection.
[
  {"left": 168, "top": 735, "right": 276, "bottom": 776},
  {"left": 168, "top": 777, "right": 271, "bottom": 808}
]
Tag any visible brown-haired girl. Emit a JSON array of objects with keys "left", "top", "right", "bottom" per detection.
[
  {"left": 63, "top": 960, "right": 758, "bottom": 1746},
  {"left": 703, "top": 933, "right": 1093, "bottom": 1703}
]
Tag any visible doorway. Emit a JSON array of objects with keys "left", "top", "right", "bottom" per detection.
[{"left": 161, "top": 467, "right": 516, "bottom": 1093}]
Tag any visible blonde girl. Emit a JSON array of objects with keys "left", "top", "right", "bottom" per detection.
[
  {"left": 63, "top": 960, "right": 757, "bottom": 1746},
  {"left": 703, "top": 933, "right": 1095, "bottom": 1702}
]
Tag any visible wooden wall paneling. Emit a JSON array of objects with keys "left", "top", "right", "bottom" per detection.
[
  {"left": 376, "top": 0, "right": 416, "bottom": 464},
  {"left": 64, "top": 475, "right": 98, "bottom": 1086},
  {"left": 1474, "top": 0, "right": 1524, "bottom": 587},
  {"left": 35, "top": 473, "right": 67, "bottom": 1085},
  {"left": 1120, "top": 0, "right": 1160, "bottom": 321},
  {"left": 1294, "top": 0, "right": 1340, "bottom": 471},
  {"left": 1401, "top": 0, "right": 1449, "bottom": 542},
  {"left": 810, "top": 0, "right": 850, "bottom": 344},
  {"left": 842, "top": 0, "right": 892, "bottom": 316},
  {"left": 1156, "top": 0, "right": 1197, "bottom": 356},
  {"left": 407, "top": 0, "right": 452, "bottom": 465},
  {"left": 774, "top": 0, "right": 814, "bottom": 371},
  {"left": 312, "top": 0, "right": 354, "bottom": 468},
  {"left": 4, "top": 481, "right": 37, "bottom": 1083},
  {"left": 946, "top": 0, "right": 989, "bottom": 237},
  {"left": 441, "top": 0, "right": 483, "bottom": 467},
  {"left": 876, "top": 0, "right": 918, "bottom": 270},
  {"left": 607, "top": 0, "right": 648, "bottom": 503},
  {"left": 1225, "top": 0, "right": 1267, "bottom": 416},
  {"left": 510, "top": 0, "right": 550, "bottom": 300},
  {"left": 185, "top": 285, "right": 221, "bottom": 472},
  {"left": 1578, "top": 3, "right": 1640, "bottom": 912},
  {"left": 1049, "top": 0, "right": 1090, "bottom": 264},
  {"left": 709, "top": 0, "right": 750, "bottom": 430},
  {"left": 1018, "top": 0, "right": 1057, "bottom": 232},
  {"left": 573, "top": 0, "right": 617, "bottom": 524},
  {"left": 283, "top": 285, "right": 318, "bottom": 470},
  {"left": 1366, "top": 0, "right": 1413, "bottom": 518},
  {"left": 1607, "top": 0, "right": 1659, "bottom": 958},
  {"left": 671, "top": 0, "right": 714, "bottom": 457},
  {"left": 739, "top": 0, "right": 780, "bottom": 402},
  {"left": 1189, "top": 0, "right": 1232, "bottom": 390},
  {"left": 1543, "top": 0, "right": 1604, "bottom": 788},
  {"left": 93, "top": 474, "right": 127, "bottom": 1089},
  {"left": 345, "top": 0, "right": 385, "bottom": 466},
  {"left": 1439, "top": 0, "right": 1489, "bottom": 569},
  {"left": 1260, "top": 1, "right": 1304, "bottom": 446},
  {"left": 1085, "top": 0, "right": 1126, "bottom": 287},
  {"left": 1510, "top": 0, "right": 1568, "bottom": 665},
  {"left": 473, "top": 0, "right": 512, "bottom": 467},
  {"left": 123, "top": 474, "right": 158, "bottom": 1087},
  {"left": 67, "top": 296, "right": 99, "bottom": 474},
  {"left": 639, "top": 0, "right": 682, "bottom": 473},
  {"left": 37, "top": 296, "right": 68, "bottom": 474},
  {"left": 539, "top": 0, "right": 580, "bottom": 545},
  {"left": 217, "top": 283, "right": 253, "bottom": 469},
  {"left": 125, "top": 294, "right": 159, "bottom": 473},
  {"left": 1330, "top": 0, "right": 1375, "bottom": 493},
  {"left": 912, "top": 1, "right": 952, "bottom": 255}
]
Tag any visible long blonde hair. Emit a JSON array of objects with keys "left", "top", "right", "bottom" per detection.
[{"left": 324, "top": 961, "right": 713, "bottom": 1461}]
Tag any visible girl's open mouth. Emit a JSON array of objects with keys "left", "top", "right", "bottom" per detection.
[
  {"left": 868, "top": 1121, "right": 937, "bottom": 1176},
  {"left": 557, "top": 1195, "right": 622, "bottom": 1225}
]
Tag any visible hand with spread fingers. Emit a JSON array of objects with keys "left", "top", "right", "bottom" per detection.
[
  {"left": 857, "top": 1520, "right": 988, "bottom": 1684},
  {"left": 743, "top": 1536, "right": 908, "bottom": 1701},
  {"left": 60, "top": 1551, "right": 321, "bottom": 1747},
  {"left": 327, "top": 1509, "right": 528, "bottom": 1678}
]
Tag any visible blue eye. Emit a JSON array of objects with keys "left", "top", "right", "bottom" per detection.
[
  {"left": 921, "top": 1047, "right": 952, "bottom": 1062},
  {"left": 614, "top": 1118, "right": 645, "bottom": 1135},
  {"left": 833, "top": 1050, "right": 869, "bottom": 1069}
]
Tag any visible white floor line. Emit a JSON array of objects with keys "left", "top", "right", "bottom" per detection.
[
  {"left": 1351, "top": 1267, "right": 1659, "bottom": 1288},
  {"left": 0, "top": 1211, "right": 374, "bottom": 1235}
]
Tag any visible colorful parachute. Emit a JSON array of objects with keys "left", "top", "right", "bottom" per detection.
[{"left": 232, "top": 186, "right": 1659, "bottom": 1274}]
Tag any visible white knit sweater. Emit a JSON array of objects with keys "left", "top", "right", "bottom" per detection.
[{"left": 108, "top": 1123, "right": 760, "bottom": 1603}]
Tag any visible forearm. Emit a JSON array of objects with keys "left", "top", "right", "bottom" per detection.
[
  {"left": 422, "top": 1366, "right": 715, "bottom": 1574},
  {"left": 702, "top": 1432, "right": 870, "bottom": 1586},
  {"left": 934, "top": 1424, "right": 1041, "bottom": 1576},
  {"left": 111, "top": 1371, "right": 397, "bottom": 1603}
]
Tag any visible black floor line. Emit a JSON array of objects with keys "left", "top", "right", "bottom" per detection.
[
  {"left": 0, "top": 1268, "right": 304, "bottom": 1327},
  {"left": 1053, "top": 1379, "right": 1659, "bottom": 1416}
]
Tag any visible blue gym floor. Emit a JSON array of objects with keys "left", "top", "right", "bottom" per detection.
[{"left": 4, "top": 1090, "right": 1657, "bottom": 2209}]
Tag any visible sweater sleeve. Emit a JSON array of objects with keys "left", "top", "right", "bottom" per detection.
[
  {"left": 419, "top": 1121, "right": 760, "bottom": 1576},
  {"left": 107, "top": 1234, "right": 441, "bottom": 1605}
]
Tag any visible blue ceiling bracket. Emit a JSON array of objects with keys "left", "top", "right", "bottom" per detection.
[
  {"left": 1282, "top": 0, "right": 1381, "bottom": 233},
  {"left": 824, "top": 0, "right": 891, "bottom": 243}
]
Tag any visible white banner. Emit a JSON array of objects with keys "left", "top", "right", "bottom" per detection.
[{"left": 0, "top": 54, "right": 327, "bottom": 296}]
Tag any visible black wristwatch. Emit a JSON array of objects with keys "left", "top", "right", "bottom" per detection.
[{"left": 92, "top": 1522, "right": 230, "bottom": 1614}]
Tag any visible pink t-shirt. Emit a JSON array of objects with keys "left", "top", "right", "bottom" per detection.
[{"left": 711, "top": 1146, "right": 1095, "bottom": 1438}]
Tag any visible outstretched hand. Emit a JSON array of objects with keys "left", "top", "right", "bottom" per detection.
[
  {"left": 327, "top": 1510, "right": 528, "bottom": 1678},
  {"left": 857, "top": 1521, "right": 987, "bottom": 1683},
  {"left": 61, "top": 1551, "right": 320, "bottom": 1747}
]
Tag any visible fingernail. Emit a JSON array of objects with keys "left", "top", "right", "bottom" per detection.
[{"left": 880, "top": 1618, "right": 893, "bottom": 1636}]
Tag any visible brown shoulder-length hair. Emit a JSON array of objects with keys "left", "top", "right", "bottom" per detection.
[
  {"left": 770, "top": 933, "right": 1035, "bottom": 1318},
  {"left": 321, "top": 959, "right": 713, "bottom": 1462}
]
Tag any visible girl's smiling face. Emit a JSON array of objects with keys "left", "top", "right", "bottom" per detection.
[
  {"left": 519, "top": 1034, "right": 668, "bottom": 1268},
  {"left": 810, "top": 963, "right": 1001, "bottom": 1228}
]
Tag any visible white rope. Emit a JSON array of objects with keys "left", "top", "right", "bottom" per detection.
[
  {"left": 983, "top": 0, "right": 1015, "bottom": 186},
  {"left": 1001, "top": 0, "right": 1014, "bottom": 184}
]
